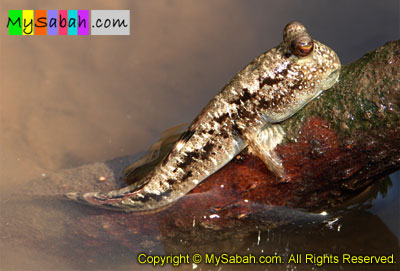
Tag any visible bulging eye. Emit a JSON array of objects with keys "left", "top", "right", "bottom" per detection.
[{"left": 290, "top": 34, "right": 314, "bottom": 57}]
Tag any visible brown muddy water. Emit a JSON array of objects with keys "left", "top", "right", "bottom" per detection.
[{"left": 0, "top": 1, "right": 399, "bottom": 270}]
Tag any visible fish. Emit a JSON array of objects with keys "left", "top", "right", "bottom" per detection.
[{"left": 66, "top": 22, "right": 341, "bottom": 212}]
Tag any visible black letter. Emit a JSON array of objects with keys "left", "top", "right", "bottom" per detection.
[
  {"left": 104, "top": 19, "right": 111, "bottom": 28},
  {"left": 23, "top": 18, "right": 33, "bottom": 34},
  {"left": 68, "top": 18, "right": 76, "bottom": 27},
  {"left": 35, "top": 17, "right": 47, "bottom": 27},
  {"left": 78, "top": 16, "right": 86, "bottom": 28},
  {"left": 59, "top": 14, "right": 66, "bottom": 27},
  {"left": 112, "top": 19, "right": 128, "bottom": 28},
  {"left": 7, "top": 17, "right": 21, "bottom": 27},
  {"left": 49, "top": 18, "right": 57, "bottom": 27},
  {"left": 96, "top": 18, "right": 102, "bottom": 27}
]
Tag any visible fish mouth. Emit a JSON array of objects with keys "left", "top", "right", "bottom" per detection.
[
  {"left": 321, "top": 68, "right": 341, "bottom": 90},
  {"left": 328, "top": 68, "right": 340, "bottom": 82},
  {"left": 309, "top": 67, "right": 340, "bottom": 101}
]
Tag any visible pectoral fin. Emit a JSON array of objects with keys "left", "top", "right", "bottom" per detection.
[{"left": 242, "top": 124, "right": 286, "bottom": 178}]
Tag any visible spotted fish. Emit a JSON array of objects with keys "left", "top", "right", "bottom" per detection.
[{"left": 66, "top": 22, "right": 341, "bottom": 212}]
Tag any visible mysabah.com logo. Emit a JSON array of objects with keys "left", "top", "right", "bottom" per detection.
[{"left": 6, "top": 10, "right": 130, "bottom": 35}]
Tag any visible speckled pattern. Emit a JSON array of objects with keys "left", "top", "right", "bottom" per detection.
[{"left": 66, "top": 22, "right": 341, "bottom": 212}]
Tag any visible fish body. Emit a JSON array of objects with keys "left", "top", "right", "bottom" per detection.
[{"left": 66, "top": 22, "right": 341, "bottom": 212}]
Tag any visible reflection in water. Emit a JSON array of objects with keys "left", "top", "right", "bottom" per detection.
[
  {"left": 163, "top": 210, "right": 399, "bottom": 271},
  {"left": 0, "top": 0, "right": 399, "bottom": 270}
]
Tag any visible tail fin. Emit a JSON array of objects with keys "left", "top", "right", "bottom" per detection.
[{"left": 65, "top": 179, "right": 149, "bottom": 212}]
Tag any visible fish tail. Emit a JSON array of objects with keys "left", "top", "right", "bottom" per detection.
[{"left": 65, "top": 176, "right": 152, "bottom": 212}]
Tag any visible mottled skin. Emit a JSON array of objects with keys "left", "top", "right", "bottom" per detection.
[{"left": 66, "top": 22, "right": 341, "bottom": 212}]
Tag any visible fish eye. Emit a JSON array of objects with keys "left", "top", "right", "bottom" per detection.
[{"left": 290, "top": 34, "right": 314, "bottom": 57}]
